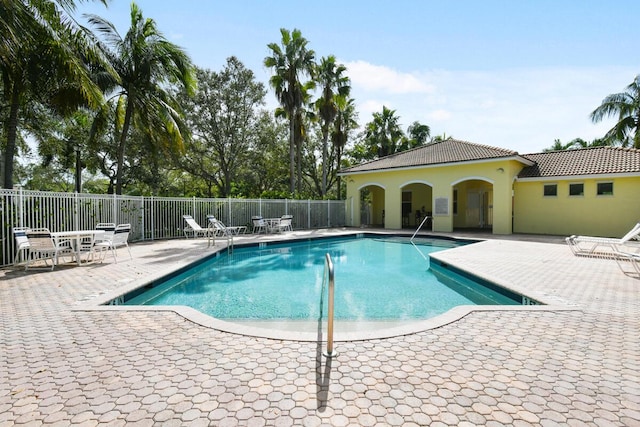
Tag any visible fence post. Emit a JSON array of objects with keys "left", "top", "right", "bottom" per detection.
[
  {"left": 285, "top": 198, "right": 288, "bottom": 215},
  {"left": 74, "top": 192, "right": 79, "bottom": 231},
  {"left": 150, "top": 196, "right": 154, "bottom": 241},
  {"left": 327, "top": 200, "right": 331, "bottom": 228},
  {"left": 112, "top": 193, "right": 117, "bottom": 224},
  {"left": 141, "top": 195, "right": 146, "bottom": 241},
  {"left": 17, "top": 187, "right": 24, "bottom": 228},
  {"left": 308, "top": 199, "right": 311, "bottom": 229},
  {"left": 228, "top": 197, "right": 232, "bottom": 224}
]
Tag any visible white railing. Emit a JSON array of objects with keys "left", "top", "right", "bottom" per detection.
[
  {"left": 0, "top": 189, "right": 346, "bottom": 266},
  {"left": 322, "top": 252, "right": 336, "bottom": 358}
]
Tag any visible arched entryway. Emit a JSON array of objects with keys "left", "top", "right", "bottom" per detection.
[
  {"left": 452, "top": 178, "right": 494, "bottom": 231},
  {"left": 359, "top": 184, "right": 386, "bottom": 227},
  {"left": 400, "top": 181, "right": 433, "bottom": 229}
]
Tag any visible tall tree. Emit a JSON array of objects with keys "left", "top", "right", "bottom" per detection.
[
  {"left": 364, "top": 106, "right": 405, "bottom": 159},
  {"left": 543, "top": 138, "right": 575, "bottom": 152},
  {"left": 407, "top": 121, "right": 431, "bottom": 146},
  {"left": 0, "top": 0, "right": 105, "bottom": 189},
  {"left": 86, "top": 1, "right": 196, "bottom": 194},
  {"left": 264, "top": 28, "right": 315, "bottom": 194},
  {"left": 314, "top": 55, "right": 350, "bottom": 197},
  {"left": 331, "top": 96, "right": 358, "bottom": 198},
  {"left": 179, "top": 59, "right": 266, "bottom": 197},
  {"left": 591, "top": 74, "right": 640, "bottom": 148}
]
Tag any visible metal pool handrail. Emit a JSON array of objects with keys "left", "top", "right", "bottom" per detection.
[
  {"left": 322, "top": 253, "right": 336, "bottom": 358},
  {"left": 410, "top": 215, "right": 432, "bottom": 261}
]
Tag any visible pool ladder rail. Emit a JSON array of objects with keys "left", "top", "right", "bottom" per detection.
[
  {"left": 207, "top": 228, "right": 234, "bottom": 253},
  {"left": 410, "top": 215, "right": 431, "bottom": 261},
  {"left": 322, "top": 252, "right": 336, "bottom": 358}
]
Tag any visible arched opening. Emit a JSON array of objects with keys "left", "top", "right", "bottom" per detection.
[
  {"left": 452, "top": 178, "right": 494, "bottom": 231},
  {"left": 400, "top": 181, "right": 433, "bottom": 230},
  {"left": 359, "top": 184, "right": 385, "bottom": 227}
]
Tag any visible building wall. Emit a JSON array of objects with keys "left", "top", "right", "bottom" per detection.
[
  {"left": 513, "top": 176, "right": 640, "bottom": 237},
  {"left": 344, "top": 159, "right": 523, "bottom": 234}
]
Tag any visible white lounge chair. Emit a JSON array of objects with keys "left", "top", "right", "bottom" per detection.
[
  {"left": 566, "top": 222, "right": 640, "bottom": 257},
  {"left": 24, "top": 228, "right": 73, "bottom": 270},
  {"left": 182, "top": 215, "right": 210, "bottom": 238},
  {"left": 94, "top": 223, "right": 132, "bottom": 263},
  {"left": 206, "top": 215, "right": 247, "bottom": 236},
  {"left": 612, "top": 249, "right": 640, "bottom": 276}
]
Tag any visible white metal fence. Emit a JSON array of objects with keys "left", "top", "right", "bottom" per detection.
[{"left": 0, "top": 189, "right": 346, "bottom": 266}]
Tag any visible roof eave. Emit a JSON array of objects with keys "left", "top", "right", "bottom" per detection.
[
  {"left": 338, "top": 155, "right": 534, "bottom": 176},
  {"left": 516, "top": 171, "right": 640, "bottom": 181}
]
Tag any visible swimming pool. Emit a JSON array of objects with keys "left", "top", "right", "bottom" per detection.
[{"left": 124, "top": 236, "right": 520, "bottom": 325}]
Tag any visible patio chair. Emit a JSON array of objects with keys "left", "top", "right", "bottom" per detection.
[
  {"left": 182, "top": 215, "right": 210, "bottom": 238},
  {"left": 272, "top": 215, "right": 293, "bottom": 233},
  {"left": 206, "top": 215, "right": 247, "bottom": 236},
  {"left": 566, "top": 222, "right": 640, "bottom": 257},
  {"left": 94, "top": 223, "right": 132, "bottom": 263},
  {"left": 251, "top": 216, "right": 269, "bottom": 234},
  {"left": 94, "top": 223, "right": 116, "bottom": 243},
  {"left": 12, "top": 226, "right": 30, "bottom": 265},
  {"left": 24, "top": 228, "right": 73, "bottom": 271}
]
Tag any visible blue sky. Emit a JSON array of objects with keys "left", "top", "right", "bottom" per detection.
[{"left": 76, "top": 0, "right": 640, "bottom": 154}]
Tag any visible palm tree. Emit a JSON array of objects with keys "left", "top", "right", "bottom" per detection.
[
  {"left": 264, "top": 28, "right": 315, "bottom": 194},
  {"left": 86, "top": 2, "right": 196, "bottom": 194},
  {"left": 407, "top": 121, "right": 431, "bottom": 146},
  {"left": 543, "top": 138, "right": 575, "bottom": 152},
  {"left": 0, "top": 0, "right": 105, "bottom": 189},
  {"left": 591, "top": 75, "right": 640, "bottom": 148},
  {"left": 364, "top": 106, "right": 405, "bottom": 158},
  {"left": 331, "top": 96, "right": 357, "bottom": 198},
  {"left": 314, "top": 55, "right": 350, "bottom": 197}
]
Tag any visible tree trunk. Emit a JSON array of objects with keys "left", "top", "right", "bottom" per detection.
[
  {"left": 75, "top": 149, "right": 82, "bottom": 193},
  {"left": 289, "top": 116, "right": 295, "bottom": 193},
  {"left": 336, "top": 145, "right": 342, "bottom": 199},
  {"left": 3, "top": 83, "right": 21, "bottom": 189},
  {"left": 321, "top": 127, "right": 329, "bottom": 197},
  {"left": 296, "top": 137, "right": 302, "bottom": 194},
  {"left": 115, "top": 99, "right": 135, "bottom": 195}
]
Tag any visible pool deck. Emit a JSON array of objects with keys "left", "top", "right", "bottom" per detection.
[{"left": 1, "top": 228, "right": 638, "bottom": 426}]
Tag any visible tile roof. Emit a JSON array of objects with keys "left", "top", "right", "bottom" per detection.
[
  {"left": 519, "top": 146, "right": 640, "bottom": 178},
  {"left": 340, "top": 139, "right": 521, "bottom": 173}
]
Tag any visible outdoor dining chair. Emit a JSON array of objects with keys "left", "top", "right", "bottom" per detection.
[
  {"left": 24, "top": 228, "right": 73, "bottom": 271},
  {"left": 94, "top": 223, "right": 132, "bottom": 263},
  {"left": 12, "top": 226, "right": 30, "bottom": 266},
  {"left": 251, "top": 216, "right": 269, "bottom": 234}
]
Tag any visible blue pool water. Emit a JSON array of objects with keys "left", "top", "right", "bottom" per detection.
[{"left": 125, "top": 236, "right": 519, "bottom": 321}]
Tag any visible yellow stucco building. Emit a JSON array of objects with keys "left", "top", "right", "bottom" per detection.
[{"left": 339, "top": 139, "right": 640, "bottom": 237}]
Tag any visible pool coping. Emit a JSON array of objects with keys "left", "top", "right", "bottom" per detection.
[{"left": 73, "top": 231, "right": 582, "bottom": 341}]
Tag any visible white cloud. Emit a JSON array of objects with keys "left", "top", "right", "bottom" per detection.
[
  {"left": 344, "top": 60, "right": 435, "bottom": 95},
  {"left": 345, "top": 63, "right": 639, "bottom": 153},
  {"left": 428, "top": 109, "right": 452, "bottom": 121}
]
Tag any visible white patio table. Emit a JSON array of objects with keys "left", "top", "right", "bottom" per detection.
[{"left": 52, "top": 230, "right": 105, "bottom": 266}]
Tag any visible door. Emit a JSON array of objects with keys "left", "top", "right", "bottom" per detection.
[{"left": 467, "top": 191, "right": 481, "bottom": 227}]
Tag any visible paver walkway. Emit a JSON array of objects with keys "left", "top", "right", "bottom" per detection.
[{"left": 1, "top": 229, "right": 638, "bottom": 426}]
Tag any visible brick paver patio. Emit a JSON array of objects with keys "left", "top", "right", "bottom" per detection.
[{"left": 1, "top": 229, "right": 638, "bottom": 426}]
